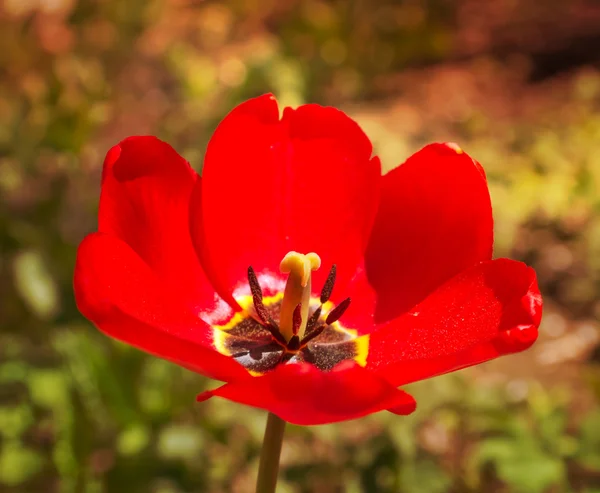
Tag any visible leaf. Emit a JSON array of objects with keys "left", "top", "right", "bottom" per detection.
[
  {"left": 0, "top": 441, "right": 43, "bottom": 486},
  {"left": 576, "top": 410, "right": 600, "bottom": 471},
  {"left": 472, "top": 436, "right": 566, "bottom": 493},
  {"left": 13, "top": 249, "right": 60, "bottom": 320},
  {"left": 398, "top": 459, "right": 451, "bottom": 493}
]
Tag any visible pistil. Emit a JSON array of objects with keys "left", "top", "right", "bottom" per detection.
[{"left": 279, "top": 251, "right": 321, "bottom": 341}]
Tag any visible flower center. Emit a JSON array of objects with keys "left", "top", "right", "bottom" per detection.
[
  {"left": 212, "top": 251, "right": 366, "bottom": 375},
  {"left": 247, "top": 251, "right": 352, "bottom": 355}
]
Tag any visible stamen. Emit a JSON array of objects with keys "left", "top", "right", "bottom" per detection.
[
  {"left": 305, "top": 305, "right": 322, "bottom": 333},
  {"left": 253, "top": 299, "right": 270, "bottom": 325},
  {"left": 247, "top": 266, "right": 262, "bottom": 299},
  {"left": 287, "top": 335, "right": 301, "bottom": 351},
  {"left": 325, "top": 297, "right": 351, "bottom": 325},
  {"left": 265, "top": 322, "right": 288, "bottom": 347},
  {"left": 292, "top": 303, "right": 302, "bottom": 336},
  {"left": 299, "top": 324, "right": 325, "bottom": 346},
  {"left": 320, "top": 264, "right": 337, "bottom": 304},
  {"left": 248, "top": 266, "right": 270, "bottom": 324}
]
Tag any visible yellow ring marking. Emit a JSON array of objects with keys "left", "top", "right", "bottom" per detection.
[{"left": 212, "top": 294, "right": 369, "bottom": 368}]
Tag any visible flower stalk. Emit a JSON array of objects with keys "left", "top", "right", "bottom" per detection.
[{"left": 256, "top": 412, "right": 287, "bottom": 493}]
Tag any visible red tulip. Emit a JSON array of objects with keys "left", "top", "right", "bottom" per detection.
[{"left": 74, "top": 94, "right": 542, "bottom": 426}]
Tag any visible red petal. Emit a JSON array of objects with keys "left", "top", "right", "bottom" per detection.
[
  {"left": 366, "top": 259, "right": 542, "bottom": 386},
  {"left": 333, "top": 261, "right": 377, "bottom": 335},
  {"left": 74, "top": 233, "right": 248, "bottom": 382},
  {"left": 99, "top": 136, "right": 217, "bottom": 312},
  {"left": 197, "top": 360, "right": 416, "bottom": 425},
  {"left": 192, "top": 94, "right": 380, "bottom": 306},
  {"left": 365, "top": 143, "right": 493, "bottom": 323}
]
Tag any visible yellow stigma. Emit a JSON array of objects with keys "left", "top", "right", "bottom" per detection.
[{"left": 279, "top": 251, "right": 321, "bottom": 341}]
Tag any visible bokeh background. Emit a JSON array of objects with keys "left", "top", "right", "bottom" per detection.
[{"left": 1, "top": 0, "right": 600, "bottom": 492}]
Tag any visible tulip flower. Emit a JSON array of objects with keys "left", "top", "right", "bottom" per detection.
[{"left": 74, "top": 94, "right": 542, "bottom": 493}]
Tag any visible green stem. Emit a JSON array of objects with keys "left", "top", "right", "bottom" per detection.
[{"left": 256, "top": 412, "right": 287, "bottom": 493}]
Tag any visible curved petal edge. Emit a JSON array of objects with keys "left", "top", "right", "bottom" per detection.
[
  {"left": 74, "top": 232, "right": 248, "bottom": 383},
  {"left": 197, "top": 360, "right": 416, "bottom": 425},
  {"left": 194, "top": 94, "right": 381, "bottom": 307},
  {"left": 366, "top": 258, "right": 542, "bottom": 386},
  {"left": 365, "top": 142, "right": 494, "bottom": 323}
]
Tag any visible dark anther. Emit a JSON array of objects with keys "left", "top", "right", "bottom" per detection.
[
  {"left": 305, "top": 305, "right": 322, "bottom": 333},
  {"left": 265, "top": 323, "right": 288, "bottom": 347},
  {"left": 248, "top": 266, "right": 270, "bottom": 324},
  {"left": 247, "top": 265, "right": 295, "bottom": 348},
  {"left": 254, "top": 301, "right": 270, "bottom": 325},
  {"left": 299, "top": 324, "right": 325, "bottom": 346},
  {"left": 325, "top": 297, "right": 351, "bottom": 325},
  {"left": 287, "top": 335, "right": 301, "bottom": 351},
  {"left": 247, "top": 266, "right": 262, "bottom": 299},
  {"left": 292, "top": 303, "right": 302, "bottom": 336},
  {"left": 320, "top": 264, "right": 337, "bottom": 304}
]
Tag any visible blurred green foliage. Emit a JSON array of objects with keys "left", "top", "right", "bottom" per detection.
[{"left": 1, "top": 0, "right": 600, "bottom": 492}]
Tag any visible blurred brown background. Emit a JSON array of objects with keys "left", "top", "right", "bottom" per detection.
[{"left": 1, "top": 0, "right": 600, "bottom": 492}]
